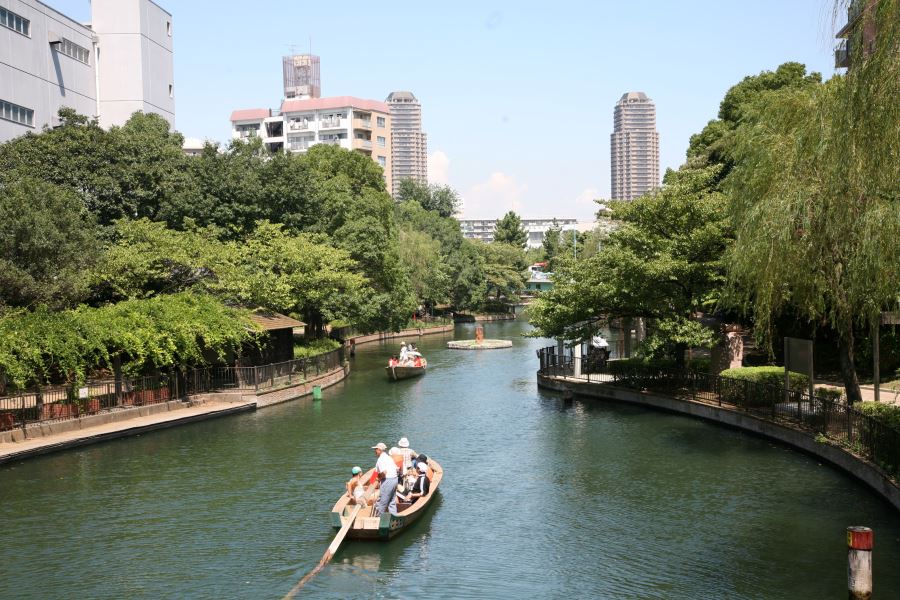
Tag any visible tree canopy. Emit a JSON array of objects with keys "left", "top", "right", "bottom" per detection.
[{"left": 493, "top": 211, "right": 527, "bottom": 249}]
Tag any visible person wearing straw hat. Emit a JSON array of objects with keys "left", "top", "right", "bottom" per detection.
[{"left": 371, "top": 442, "right": 399, "bottom": 516}]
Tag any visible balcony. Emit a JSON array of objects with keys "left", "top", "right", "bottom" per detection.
[
  {"left": 353, "top": 117, "right": 372, "bottom": 130},
  {"left": 319, "top": 138, "right": 343, "bottom": 146},
  {"left": 352, "top": 138, "right": 372, "bottom": 150},
  {"left": 320, "top": 118, "right": 342, "bottom": 129},
  {"left": 288, "top": 120, "right": 311, "bottom": 131}
]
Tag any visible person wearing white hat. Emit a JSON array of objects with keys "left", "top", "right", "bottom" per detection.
[
  {"left": 372, "top": 442, "right": 399, "bottom": 516},
  {"left": 389, "top": 437, "right": 419, "bottom": 472}
]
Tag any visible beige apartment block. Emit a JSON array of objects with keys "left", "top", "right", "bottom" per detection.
[
  {"left": 610, "top": 92, "right": 660, "bottom": 201},
  {"left": 385, "top": 91, "right": 427, "bottom": 197},
  {"left": 230, "top": 96, "right": 392, "bottom": 192}
]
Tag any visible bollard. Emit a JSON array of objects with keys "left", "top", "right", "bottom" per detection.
[
  {"left": 847, "top": 526, "right": 873, "bottom": 599},
  {"left": 312, "top": 385, "right": 322, "bottom": 401}
]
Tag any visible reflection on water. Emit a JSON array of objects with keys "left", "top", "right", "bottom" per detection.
[{"left": 1, "top": 321, "right": 899, "bottom": 599}]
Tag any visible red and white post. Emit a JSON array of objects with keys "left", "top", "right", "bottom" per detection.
[{"left": 847, "top": 526, "right": 873, "bottom": 599}]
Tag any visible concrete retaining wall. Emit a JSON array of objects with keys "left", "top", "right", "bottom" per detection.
[
  {"left": 352, "top": 325, "right": 454, "bottom": 346},
  {"left": 538, "top": 374, "right": 900, "bottom": 511},
  {"left": 0, "top": 400, "right": 194, "bottom": 444},
  {"left": 255, "top": 364, "right": 350, "bottom": 408}
]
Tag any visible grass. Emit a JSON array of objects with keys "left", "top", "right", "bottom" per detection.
[{"left": 294, "top": 338, "right": 341, "bottom": 359}]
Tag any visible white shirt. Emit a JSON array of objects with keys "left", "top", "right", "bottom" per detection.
[{"left": 375, "top": 451, "right": 399, "bottom": 479}]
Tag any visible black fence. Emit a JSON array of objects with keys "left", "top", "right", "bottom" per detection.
[
  {"left": 537, "top": 345, "right": 900, "bottom": 479},
  {"left": 0, "top": 347, "right": 345, "bottom": 434}
]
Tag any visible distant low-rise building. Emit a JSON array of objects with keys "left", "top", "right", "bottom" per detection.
[
  {"left": 459, "top": 218, "right": 580, "bottom": 248},
  {"left": 0, "top": 0, "right": 175, "bottom": 143},
  {"left": 229, "top": 96, "right": 393, "bottom": 191}
]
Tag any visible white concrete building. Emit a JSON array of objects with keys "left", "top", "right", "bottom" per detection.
[
  {"left": 0, "top": 0, "right": 174, "bottom": 142},
  {"left": 230, "top": 96, "right": 393, "bottom": 191},
  {"left": 459, "top": 218, "right": 580, "bottom": 248}
]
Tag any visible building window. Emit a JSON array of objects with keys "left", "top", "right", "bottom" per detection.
[
  {"left": 377, "top": 155, "right": 386, "bottom": 167},
  {"left": 376, "top": 116, "right": 386, "bottom": 127},
  {"left": 377, "top": 136, "right": 386, "bottom": 148},
  {"left": 0, "top": 99, "right": 34, "bottom": 127},
  {"left": 0, "top": 7, "right": 30, "bottom": 36},
  {"left": 166, "top": 21, "right": 172, "bottom": 36},
  {"left": 169, "top": 84, "right": 174, "bottom": 98},
  {"left": 59, "top": 38, "right": 90, "bottom": 64}
]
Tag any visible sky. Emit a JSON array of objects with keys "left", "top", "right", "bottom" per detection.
[{"left": 52, "top": 1, "right": 842, "bottom": 221}]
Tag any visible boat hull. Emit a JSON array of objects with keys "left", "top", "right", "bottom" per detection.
[
  {"left": 331, "top": 459, "right": 443, "bottom": 540},
  {"left": 385, "top": 365, "right": 426, "bottom": 380}
]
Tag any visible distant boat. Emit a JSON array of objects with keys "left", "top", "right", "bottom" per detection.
[
  {"left": 385, "top": 354, "right": 427, "bottom": 381},
  {"left": 330, "top": 459, "right": 443, "bottom": 540}
]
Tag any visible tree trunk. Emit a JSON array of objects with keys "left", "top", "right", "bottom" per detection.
[{"left": 838, "top": 331, "right": 862, "bottom": 404}]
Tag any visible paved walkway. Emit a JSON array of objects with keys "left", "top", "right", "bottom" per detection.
[
  {"left": 0, "top": 400, "right": 254, "bottom": 465},
  {"left": 815, "top": 382, "right": 900, "bottom": 405}
]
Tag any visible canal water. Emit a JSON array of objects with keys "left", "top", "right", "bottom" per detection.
[{"left": 2, "top": 321, "right": 899, "bottom": 599}]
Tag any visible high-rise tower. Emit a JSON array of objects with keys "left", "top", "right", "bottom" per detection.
[
  {"left": 282, "top": 54, "right": 321, "bottom": 100},
  {"left": 610, "top": 92, "right": 660, "bottom": 201},
  {"left": 385, "top": 91, "right": 428, "bottom": 197}
]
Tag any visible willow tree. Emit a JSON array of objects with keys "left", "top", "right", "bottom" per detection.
[{"left": 726, "top": 0, "right": 900, "bottom": 402}]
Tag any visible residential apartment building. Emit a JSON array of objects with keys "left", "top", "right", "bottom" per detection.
[
  {"left": 0, "top": 0, "right": 174, "bottom": 142},
  {"left": 834, "top": 0, "right": 878, "bottom": 69},
  {"left": 230, "top": 96, "right": 393, "bottom": 191},
  {"left": 282, "top": 54, "right": 320, "bottom": 99},
  {"left": 610, "top": 91, "right": 659, "bottom": 201},
  {"left": 459, "top": 218, "right": 579, "bottom": 248},
  {"left": 385, "top": 91, "right": 427, "bottom": 197}
]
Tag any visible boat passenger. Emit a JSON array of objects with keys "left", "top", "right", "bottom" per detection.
[
  {"left": 346, "top": 466, "right": 367, "bottom": 507},
  {"left": 371, "top": 442, "right": 399, "bottom": 516},
  {"left": 398, "top": 462, "right": 430, "bottom": 503},
  {"left": 399, "top": 343, "right": 409, "bottom": 363},
  {"left": 390, "top": 437, "right": 418, "bottom": 472},
  {"left": 396, "top": 466, "right": 418, "bottom": 497}
]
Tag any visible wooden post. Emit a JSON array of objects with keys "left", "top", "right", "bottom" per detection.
[
  {"left": 873, "top": 322, "right": 880, "bottom": 403},
  {"left": 847, "top": 526, "right": 873, "bottom": 599}
]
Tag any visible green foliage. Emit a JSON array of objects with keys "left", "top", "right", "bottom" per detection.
[
  {"left": 398, "top": 228, "right": 451, "bottom": 309},
  {"left": 493, "top": 211, "right": 527, "bottom": 249},
  {"left": 0, "top": 110, "right": 189, "bottom": 225},
  {"left": 448, "top": 240, "right": 487, "bottom": 310},
  {"left": 542, "top": 220, "right": 562, "bottom": 271},
  {"left": 0, "top": 293, "right": 256, "bottom": 389},
  {"left": 719, "top": 366, "right": 809, "bottom": 389},
  {"left": 529, "top": 165, "right": 731, "bottom": 359},
  {"left": 0, "top": 178, "right": 100, "bottom": 310},
  {"left": 857, "top": 402, "right": 900, "bottom": 432},
  {"left": 396, "top": 178, "right": 460, "bottom": 218},
  {"left": 294, "top": 337, "right": 341, "bottom": 359},
  {"left": 474, "top": 240, "right": 527, "bottom": 303}
]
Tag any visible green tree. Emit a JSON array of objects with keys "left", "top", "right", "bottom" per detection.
[
  {"left": 448, "top": 240, "right": 487, "bottom": 311},
  {"left": 475, "top": 241, "right": 527, "bottom": 304},
  {"left": 0, "top": 179, "right": 100, "bottom": 310},
  {"left": 725, "top": 1, "right": 900, "bottom": 402},
  {"left": 396, "top": 179, "right": 461, "bottom": 218},
  {"left": 493, "top": 211, "right": 527, "bottom": 249},
  {"left": 398, "top": 228, "right": 451, "bottom": 310},
  {"left": 529, "top": 166, "right": 730, "bottom": 362},
  {"left": 542, "top": 220, "right": 562, "bottom": 271}
]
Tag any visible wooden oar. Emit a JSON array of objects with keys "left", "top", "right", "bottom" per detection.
[{"left": 282, "top": 504, "right": 362, "bottom": 599}]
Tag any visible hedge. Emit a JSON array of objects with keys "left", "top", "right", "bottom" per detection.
[
  {"left": 719, "top": 366, "right": 809, "bottom": 389},
  {"left": 856, "top": 402, "right": 900, "bottom": 431}
]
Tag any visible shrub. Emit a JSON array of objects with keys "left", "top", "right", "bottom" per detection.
[
  {"left": 294, "top": 337, "right": 341, "bottom": 359},
  {"left": 718, "top": 366, "right": 808, "bottom": 407},
  {"left": 856, "top": 402, "right": 900, "bottom": 431},
  {"left": 719, "top": 366, "right": 809, "bottom": 389}
]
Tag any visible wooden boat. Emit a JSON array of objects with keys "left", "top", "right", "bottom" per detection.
[
  {"left": 330, "top": 459, "right": 443, "bottom": 540},
  {"left": 385, "top": 357, "right": 427, "bottom": 380}
]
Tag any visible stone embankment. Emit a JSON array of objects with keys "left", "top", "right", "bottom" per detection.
[
  {"left": 351, "top": 324, "right": 454, "bottom": 345},
  {"left": 0, "top": 362, "right": 351, "bottom": 465},
  {"left": 538, "top": 373, "right": 900, "bottom": 512}
]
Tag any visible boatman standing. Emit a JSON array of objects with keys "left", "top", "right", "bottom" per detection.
[{"left": 372, "top": 442, "right": 399, "bottom": 516}]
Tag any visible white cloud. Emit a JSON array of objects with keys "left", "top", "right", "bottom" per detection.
[
  {"left": 427, "top": 150, "right": 450, "bottom": 185},
  {"left": 575, "top": 187, "right": 601, "bottom": 206},
  {"left": 462, "top": 172, "right": 527, "bottom": 219}
]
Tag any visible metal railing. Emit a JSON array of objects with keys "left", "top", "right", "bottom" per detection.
[
  {"left": 537, "top": 346, "right": 900, "bottom": 478},
  {"left": 0, "top": 348, "right": 345, "bottom": 434}
]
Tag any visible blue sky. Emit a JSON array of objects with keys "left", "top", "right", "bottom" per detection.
[{"left": 53, "top": 1, "right": 841, "bottom": 221}]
